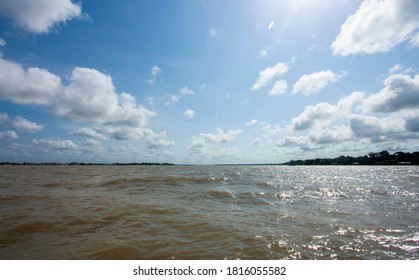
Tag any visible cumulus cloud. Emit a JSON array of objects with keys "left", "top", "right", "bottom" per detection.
[
  {"left": 200, "top": 129, "right": 242, "bottom": 144},
  {"left": 291, "top": 103, "right": 339, "bottom": 130},
  {"left": 56, "top": 68, "right": 151, "bottom": 125},
  {"left": 249, "top": 122, "right": 282, "bottom": 146},
  {"left": 69, "top": 127, "right": 107, "bottom": 140},
  {"left": 52, "top": 68, "right": 156, "bottom": 140},
  {"left": 309, "top": 126, "right": 354, "bottom": 145},
  {"left": 189, "top": 128, "right": 241, "bottom": 158},
  {"left": 410, "top": 32, "right": 419, "bottom": 48},
  {"left": 170, "top": 95, "right": 181, "bottom": 103},
  {"left": 388, "top": 64, "right": 413, "bottom": 75},
  {"left": 12, "top": 116, "right": 43, "bottom": 132},
  {"left": 145, "top": 65, "right": 162, "bottom": 85},
  {"left": 32, "top": 139, "right": 78, "bottom": 150},
  {"left": 0, "top": 38, "right": 5, "bottom": 46},
  {"left": 331, "top": 0, "right": 419, "bottom": 56},
  {"left": 349, "top": 115, "right": 405, "bottom": 138},
  {"left": 0, "top": 58, "right": 172, "bottom": 144},
  {"left": 144, "top": 130, "right": 175, "bottom": 150},
  {"left": 276, "top": 136, "right": 310, "bottom": 148},
  {"left": 251, "top": 62, "right": 289, "bottom": 91},
  {"left": 179, "top": 86, "right": 194, "bottom": 96},
  {"left": 389, "top": 64, "right": 403, "bottom": 74},
  {"left": 269, "top": 80, "right": 288, "bottom": 96},
  {"left": 278, "top": 69, "right": 419, "bottom": 155},
  {"left": 184, "top": 109, "right": 196, "bottom": 119},
  {"left": 244, "top": 119, "right": 258, "bottom": 126},
  {"left": 0, "top": 130, "right": 18, "bottom": 140},
  {"left": 292, "top": 70, "right": 347, "bottom": 95},
  {"left": 189, "top": 137, "right": 210, "bottom": 155},
  {"left": 151, "top": 65, "right": 161, "bottom": 76},
  {"left": 363, "top": 74, "right": 419, "bottom": 113},
  {"left": 336, "top": 91, "right": 366, "bottom": 113},
  {"left": 0, "top": 0, "right": 82, "bottom": 33},
  {"left": 0, "top": 57, "right": 62, "bottom": 105}
]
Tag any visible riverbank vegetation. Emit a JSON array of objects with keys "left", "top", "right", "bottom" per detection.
[{"left": 284, "top": 151, "right": 419, "bottom": 165}]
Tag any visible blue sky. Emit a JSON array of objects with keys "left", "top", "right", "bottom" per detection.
[{"left": 0, "top": 0, "right": 419, "bottom": 164}]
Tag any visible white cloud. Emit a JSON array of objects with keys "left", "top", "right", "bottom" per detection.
[
  {"left": 276, "top": 135, "right": 310, "bottom": 148},
  {"left": 32, "top": 139, "right": 78, "bottom": 150},
  {"left": 262, "top": 123, "right": 282, "bottom": 135},
  {"left": 145, "top": 65, "right": 162, "bottom": 85},
  {"left": 309, "top": 126, "right": 354, "bottom": 144},
  {"left": 0, "top": 38, "right": 5, "bottom": 46},
  {"left": 337, "top": 91, "right": 366, "bottom": 113},
  {"left": 269, "top": 80, "right": 288, "bottom": 96},
  {"left": 179, "top": 86, "right": 194, "bottom": 95},
  {"left": 409, "top": 32, "right": 419, "bottom": 47},
  {"left": 170, "top": 95, "right": 181, "bottom": 103},
  {"left": 189, "top": 128, "right": 241, "bottom": 158},
  {"left": 209, "top": 26, "right": 217, "bottom": 36},
  {"left": 70, "top": 127, "right": 107, "bottom": 140},
  {"left": 350, "top": 115, "right": 405, "bottom": 138},
  {"left": 94, "top": 124, "right": 175, "bottom": 150},
  {"left": 363, "top": 74, "right": 419, "bottom": 113},
  {"left": 189, "top": 137, "right": 210, "bottom": 155},
  {"left": 291, "top": 102, "right": 339, "bottom": 130},
  {"left": 184, "top": 109, "right": 196, "bottom": 119},
  {"left": 257, "top": 47, "right": 270, "bottom": 58},
  {"left": 278, "top": 70, "right": 419, "bottom": 155},
  {"left": 0, "top": 0, "right": 82, "bottom": 33},
  {"left": 145, "top": 130, "right": 175, "bottom": 150},
  {"left": 292, "top": 70, "right": 347, "bottom": 95},
  {"left": 388, "top": 64, "right": 413, "bottom": 75},
  {"left": 55, "top": 68, "right": 156, "bottom": 131},
  {"left": 200, "top": 83, "right": 207, "bottom": 91},
  {"left": 84, "top": 138, "right": 101, "bottom": 146},
  {"left": 249, "top": 122, "right": 283, "bottom": 146},
  {"left": 331, "top": 0, "right": 419, "bottom": 56},
  {"left": 151, "top": 65, "right": 161, "bottom": 76},
  {"left": 0, "top": 130, "right": 18, "bottom": 140},
  {"left": 0, "top": 58, "right": 165, "bottom": 142},
  {"left": 199, "top": 129, "right": 242, "bottom": 144},
  {"left": 389, "top": 64, "right": 403, "bottom": 74},
  {"left": 12, "top": 116, "right": 43, "bottom": 132},
  {"left": 244, "top": 119, "right": 258, "bottom": 126},
  {"left": 0, "top": 57, "right": 62, "bottom": 105},
  {"left": 251, "top": 62, "right": 289, "bottom": 91}
]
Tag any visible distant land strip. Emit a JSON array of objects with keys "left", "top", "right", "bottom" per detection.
[
  {"left": 281, "top": 151, "right": 419, "bottom": 165},
  {"left": 0, "top": 162, "right": 174, "bottom": 166},
  {"left": 1, "top": 151, "right": 418, "bottom": 166}
]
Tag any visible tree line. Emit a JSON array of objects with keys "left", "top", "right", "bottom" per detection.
[{"left": 284, "top": 151, "right": 419, "bottom": 165}]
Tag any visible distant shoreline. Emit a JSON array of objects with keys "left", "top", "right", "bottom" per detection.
[
  {"left": 281, "top": 151, "right": 419, "bottom": 166},
  {"left": 0, "top": 162, "right": 174, "bottom": 166},
  {"left": 1, "top": 151, "right": 418, "bottom": 166}
]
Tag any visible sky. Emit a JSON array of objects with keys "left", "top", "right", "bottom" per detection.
[{"left": 0, "top": 0, "right": 419, "bottom": 164}]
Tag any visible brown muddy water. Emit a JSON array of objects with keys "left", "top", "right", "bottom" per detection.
[{"left": 0, "top": 165, "right": 418, "bottom": 259}]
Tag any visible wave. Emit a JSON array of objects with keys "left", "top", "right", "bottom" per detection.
[
  {"left": 102, "top": 176, "right": 228, "bottom": 188},
  {"left": 208, "top": 189, "right": 235, "bottom": 199}
]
